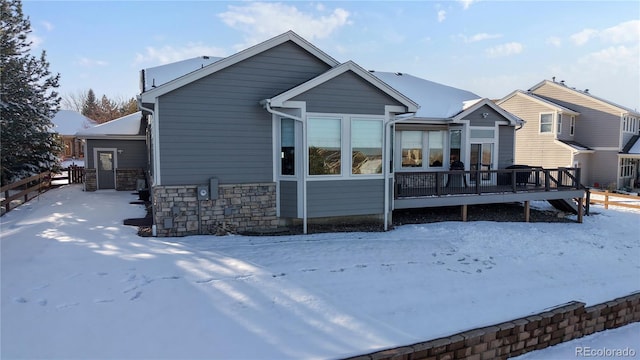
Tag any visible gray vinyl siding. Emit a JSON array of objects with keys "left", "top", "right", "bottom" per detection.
[
  {"left": 157, "top": 41, "right": 332, "bottom": 186},
  {"left": 307, "top": 179, "right": 384, "bottom": 218},
  {"left": 466, "top": 105, "right": 506, "bottom": 127},
  {"left": 498, "top": 126, "right": 515, "bottom": 168},
  {"left": 590, "top": 150, "right": 619, "bottom": 188},
  {"left": 279, "top": 180, "right": 298, "bottom": 218},
  {"left": 532, "top": 84, "right": 622, "bottom": 148},
  {"left": 86, "top": 139, "right": 147, "bottom": 169},
  {"left": 573, "top": 153, "right": 591, "bottom": 186},
  {"left": 292, "top": 71, "right": 405, "bottom": 115}
]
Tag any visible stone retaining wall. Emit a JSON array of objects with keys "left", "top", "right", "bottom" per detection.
[
  {"left": 84, "top": 168, "right": 97, "bottom": 191},
  {"left": 346, "top": 292, "right": 640, "bottom": 360},
  {"left": 152, "top": 183, "right": 278, "bottom": 237},
  {"left": 115, "top": 168, "right": 145, "bottom": 191}
]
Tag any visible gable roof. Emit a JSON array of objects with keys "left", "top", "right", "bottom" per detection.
[
  {"left": 140, "top": 31, "right": 340, "bottom": 102},
  {"left": 76, "top": 111, "right": 144, "bottom": 139},
  {"left": 142, "top": 56, "right": 223, "bottom": 92},
  {"left": 529, "top": 80, "right": 640, "bottom": 116},
  {"left": 451, "top": 98, "right": 523, "bottom": 125},
  {"left": 51, "top": 110, "right": 97, "bottom": 135},
  {"left": 497, "top": 90, "right": 580, "bottom": 116},
  {"left": 371, "top": 71, "right": 480, "bottom": 119},
  {"left": 265, "top": 61, "right": 419, "bottom": 113}
]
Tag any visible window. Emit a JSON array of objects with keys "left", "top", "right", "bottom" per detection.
[
  {"left": 570, "top": 116, "right": 575, "bottom": 136},
  {"left": 620, "top": 158, "right": 634, "bottom": 177},
  {"left": 308, "top": 117, "right": 341, "bottom": 175},
  {"left": 449, "top": 129, "right": 462, "bottom": 163},
  {"left": 428, "top": 131, "right": 444, "bottom": 167},
  {"left": 281, "top": 118, "right": 295, "bottom": 175},
  {"left": 351, "top": 119, "right": 382, "bottom": 174},
  {"left": 401, "top": 131, "right": 423, "bottom": 167},
  {"left": 540, "top": 113, "right": 553, "bottom": 133},
  {"left": 556, "top": 114, "right": 562, "bottom": 134},
  {"left": 623, "top": 116, "right": 639, "bottom": 133}
]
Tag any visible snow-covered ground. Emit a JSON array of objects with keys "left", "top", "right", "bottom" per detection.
[{"left": 1, "top": 185, "right": 638, "bottom": 359}]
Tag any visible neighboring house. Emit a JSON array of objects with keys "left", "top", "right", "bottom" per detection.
[
  {"left": 76, "top": 111, "right": 147, "bottom": 191},
  {"left": 136, "top": 31, "right": 584, "bottom": 237},
  {"left": 498, "top": 80, "right": 640, "bottom": 190},
  {"left": 51, "top": 110, "right": 97, "bottom": 160}
]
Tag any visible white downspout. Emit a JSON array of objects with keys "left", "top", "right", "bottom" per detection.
[
  {"left": 137, "top": 96, "right": 157, "bottom": 237},
  {"left": 263, "top": 100, "right": 308, "bottom": 234}
]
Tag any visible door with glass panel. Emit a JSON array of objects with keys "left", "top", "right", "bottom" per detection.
[
  {"left": 470, "top": 143, "right": 494, "bottom": 184},
  {"left": 97, "top": 150, "right": 116, "bottom": 189}
]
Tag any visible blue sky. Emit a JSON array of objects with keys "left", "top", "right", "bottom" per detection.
[{"left": 23, "top": 1, "right": 640, "bottom": 110}]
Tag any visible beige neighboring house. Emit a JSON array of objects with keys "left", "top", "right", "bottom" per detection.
[{"left": 498, "top": 79, "right": 640, "bottom": 191}]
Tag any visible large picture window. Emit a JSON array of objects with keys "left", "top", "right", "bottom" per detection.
[
  {"left": 308, "top": 117, "right": 341, "bottom": 175},
  {"left": 351, "top": 119, "right": 382, "bottom": 174},
  {"left": 401, "top": 131, "right": 422, "bottom": 167}
]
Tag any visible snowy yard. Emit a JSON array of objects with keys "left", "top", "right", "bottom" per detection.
[{"left": 1, "top": 185, "right": 639, "bottom": 359}]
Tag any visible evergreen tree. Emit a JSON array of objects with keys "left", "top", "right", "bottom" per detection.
[
  {"left": 0, "top": 0, "right": 62, "bottom": 185},
  {"left": 98, "top": 94, "right": 118, "bottom": 123},
  {"left": 81, "top": 88, "right": 99, "bottom": 120}
]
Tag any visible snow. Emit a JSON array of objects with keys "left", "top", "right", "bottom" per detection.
[
  {"left": 143, "top": 56, "right": 224, "bottom": 92},
  {"left": 76, "top": 111, "right": 142, "bottom": 136},
  {"left": 59, "top": 158, "right": 84, "bottom": 168},
  {"left": 629, "top": 137, "right": 640, "bottom": 155},
  {"left": 1, "top": 185, "right": 639, "bottom": 359},
  {"left": 371, "top": 71, "right": 481, "bottom": 119},
  {"left": 51, "top": 110, "right": 97, "bottom": 135}
]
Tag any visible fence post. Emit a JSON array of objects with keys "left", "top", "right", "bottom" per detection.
[
  {"left": 604, "top": 190, "right": 609, "bottom": 209},
  {"left": 545, "top": 169, "right": 550, "bottom": 191}
]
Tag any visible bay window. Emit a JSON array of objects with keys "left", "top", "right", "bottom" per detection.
[
  {"left": 351, "top": 119, "right": 383, "bottom": 174},
  {"left": 308, "top": 117, "right": 341, "bottom": 175}
]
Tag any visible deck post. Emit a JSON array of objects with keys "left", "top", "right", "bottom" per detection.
[
  {"left": 461, "top": 204, "right": 468, "bottom": 221},
  {"left": 524, "top": 201, "right": 530, "bottom": 222},
  {"left": 577, "top": 197, "right": 584, "bottom": 223}
]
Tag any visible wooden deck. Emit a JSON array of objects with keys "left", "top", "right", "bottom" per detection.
[{"left": 394, "top": 167, "right": 585, "bottom": 209}]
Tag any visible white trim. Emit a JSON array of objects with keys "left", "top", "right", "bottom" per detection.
[
  {"left": 141, "top": 31, "right": 339, "bottom": 102},
  {"left": 78, "top": 135, "right": 146, "bottom": 140},
  {"left": 93, "top": 147, "right": 118, "bottom": 190},
  {"left": 591, "top": 147, "right": 621, "bottom": 151},
  {"left": 452, "top": 98, "right": 523, "bottom": 125},
  {"left": 268, "top": 61, "right": 419, "bottom": 112},
  {"left": 152, "top": 102, "right": 161, "bottom": 185},
  {"left": 539, "top": 112, "right": 555, "bottom": 134},
  {"left": 553, "top": 140, "right": 595, "bottom": 154}
]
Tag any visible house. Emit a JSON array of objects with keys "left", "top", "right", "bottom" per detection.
[
  {"left": 76, "top": 111, "right": 147, "bottom": 191},
  {"left": 51, "top": 110, "right": 97, "bottom": 161},
  {"left": 498, "top": 80, "right": 640, "bottom": 191},
  {"left": 137, "top": 31, "right": 585, "bottom": 237}
]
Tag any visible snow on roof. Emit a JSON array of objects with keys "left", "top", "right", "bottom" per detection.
[
  {"left": 76, "top": 111, "right": 142, "bottom": 137},
  {"left": 142, "top": 56, "right": 224, "bottom": 92},
  {"left": 557, "top": 139, "right": 593, "bottom": 152},
  {"left": 626, "top": 135, "right": 640, "bottom": 155},
  {"left": 51, "top": 110, "right": 97, "bottom": 135},
  {"left": 370, "top": 71, "right": 481, "bottom": 119}
]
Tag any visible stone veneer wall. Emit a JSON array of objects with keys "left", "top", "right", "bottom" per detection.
[
  {"left": 84, "top": 168, "right": 97, "bottom": 191},
  {"left": 83, "top": 168, "right": 145, "bottom": 192},
  {"left": 152, "top": 183, "right": 278, "bottom": 237},
  {"left": 346, "top": 293, "right": 640, "bottom": 360},
  {"left": 115, "top": 168, "right": 146, "bottom": 191}
]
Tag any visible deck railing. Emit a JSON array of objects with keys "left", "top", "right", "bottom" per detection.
[{"left": 395, "top": 167, "right": 582, "bottom": 198}]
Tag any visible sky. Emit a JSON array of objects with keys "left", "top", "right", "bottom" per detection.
[{"left": 22, "top": 0, "right": 640, "bottom": 111}]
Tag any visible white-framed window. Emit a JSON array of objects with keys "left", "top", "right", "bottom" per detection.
[
  {"left": 399, "top": 130, "right": 446, "bottom": 169},
  {"left": 620, "top": 158, "right": 634, "bottom": 177},
  {"left": 539, "top": 113, "right": 553, "bottom": 133},
  {"left": 308, "top": 117, "right": 341, "bottom": 176},
  {"left": 280, "top": 118, "right": 296, "bottom": 176},
  {"left": 570, "top": 116, "right": 575, "bottom": 136},
  {"left": 556, "top": 114, "right": 562, "bottom": 134},
  {"left": 623, "top": 116, "right": 639, "bottom": 133},
  {"left": 351, "top": 119, "right": 383, "bottom": 175}
]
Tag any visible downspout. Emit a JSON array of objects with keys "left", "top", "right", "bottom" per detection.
[
  {"left": 137, "top": 96, "right": 157, "bottom": 237},
  {"left": 262, "top": 100, "right": 308, "bottom": 234}
]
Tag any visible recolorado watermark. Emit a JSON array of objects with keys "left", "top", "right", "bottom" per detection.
[{"left": 576, "top": 346, "right": 637, "bottom": 357}]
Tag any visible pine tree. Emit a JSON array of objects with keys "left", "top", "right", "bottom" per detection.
[
  {"left": 0, "top": 0, "right": 62, "bottom": 185},
  {"left": 81, "top": 88, "right": 99, "bottom": 120}
]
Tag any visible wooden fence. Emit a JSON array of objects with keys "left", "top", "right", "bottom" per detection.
[
  {"left": 52, "top": 165, "right": 85, "bottom": 185},
  {"left": 1, "top": 171, "right": 51, "bottom": 215},
  {"left": 589, "top": 190, "right": 640, "bottom": 210}
]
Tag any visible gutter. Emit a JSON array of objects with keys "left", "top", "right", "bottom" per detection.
[{"left": 262, "top": 100, "right": 308, "bottom": 234}]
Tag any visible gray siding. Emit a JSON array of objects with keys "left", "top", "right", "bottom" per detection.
[
  {"left": 86, "top": 139, "right": 147, "bottom": 169},
  {"left": 307, "top": 179, "right": 384, "bottom": 218},
  {"left": 590, "top": 150, "right": 619, "bottom": 188},
  {"left": 466, "top": 105, "right": 506, "bottom": 127},
  {"left": 498, "top": 126, "right": 515, "bottom": 168},
  {"left": 279, "top": 180, "right": 298, "bottom": 218},
  {"left": 293, "top": 71, "right": 405, "bottom": 115},
  {"left": 157, "top": 41, "right": 332, "bottom": 186},
  {"left": 533, "top": 83, "right": 622, "bottom": 148}
]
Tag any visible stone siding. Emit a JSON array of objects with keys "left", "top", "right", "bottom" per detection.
[
  {"left": 116, "top": 168, "right": 146, "bottom": 191},
  {"left": 84, "top": 168, "right": 97, "bottom": 191},
  {"left": 346, "top": 292, "right": 640, "bottom": 360},
  {"left": 152, "top": 183, "right": 278, "bottom": 237}
]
